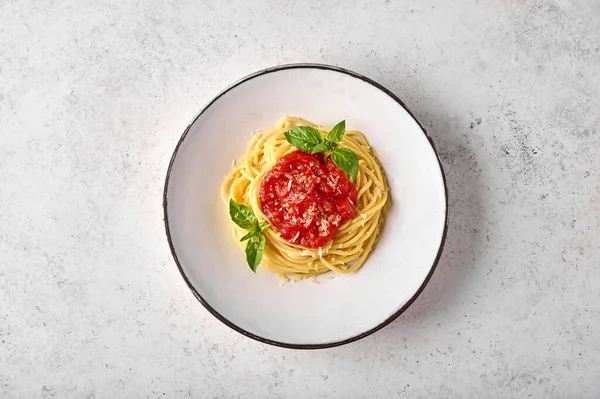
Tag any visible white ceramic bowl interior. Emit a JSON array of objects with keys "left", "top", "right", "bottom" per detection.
[{"left": 164, "top": 65, "right": 447, "bottom": 348}]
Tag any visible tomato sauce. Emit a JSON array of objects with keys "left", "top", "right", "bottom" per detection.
[{"left": 259, "top": 151, "right": 358, "bottom": 248}]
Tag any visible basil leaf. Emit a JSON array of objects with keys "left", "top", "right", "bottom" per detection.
[
  {"left": 241, "top": 222, "right": 270, "bottom": 241},
  {"left": 258, "top": 222, "right": 270, "bottom": 233},
  {"left": 229, "top": 199, "right": 258, "bottom": 229},
  {"left": 324, "top": 139, "right": 337, "bottom": 151},
  {"left": 310, "top": 142, "right": 329, "bottom": 155},
  {"left": 284, "top": 126, "right": 323, "bottom": 153},
  {"left": 228, "top": 200, "right": 269, "bottom": 272},
  {"left": 240, "top": 230, "right": 256, "bottom": 242},
  {"left": 245, "top": 234, "right": 266, "bottom": 272},
  {"left": 331, "top": 148, "right": 359, "bottom": 180},
  {"left": 327, "top": 120, "right": 345, "bottom": 144}
]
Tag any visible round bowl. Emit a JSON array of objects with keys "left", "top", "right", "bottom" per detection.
[{"left": 163, "top": 64, "right": 447, "bottom": 348}]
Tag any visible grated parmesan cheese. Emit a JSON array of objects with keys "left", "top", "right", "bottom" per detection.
[
  {"left": 304, "top": 216, "right": 314, "bottom": 228},
  {"left": 292, "top": 231, "right": 300, "bottom": 242},
  {"left": 301, "top": 249, "right": 317, "bottom": 258}
]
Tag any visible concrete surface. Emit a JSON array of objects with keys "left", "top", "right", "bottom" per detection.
[{"left": 1, "top": 0, "right": 599, "bottom": 397}]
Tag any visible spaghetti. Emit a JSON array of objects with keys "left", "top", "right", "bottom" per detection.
[{"left": 221, "top": 117, "right": 389, "bottom": 280}]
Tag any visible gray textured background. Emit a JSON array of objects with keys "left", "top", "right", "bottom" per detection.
[{"left": 2, "top": 0, "right": 599, "bottom": 397}]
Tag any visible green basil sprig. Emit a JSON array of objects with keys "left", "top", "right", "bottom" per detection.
[
  {"left": 229, "top": 199, "right": 270, "bottom": 272},
  {"left": 283, "top": 120, "right": 359, "bottom": 180}
]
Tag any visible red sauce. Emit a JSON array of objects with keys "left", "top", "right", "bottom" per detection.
[{"left": 259, "top": 151, "right": 358, "bottom": 248}]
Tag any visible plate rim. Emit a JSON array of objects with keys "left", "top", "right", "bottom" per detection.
[{"left": 163, "top": 63, "right": 449, "bottom": 349}]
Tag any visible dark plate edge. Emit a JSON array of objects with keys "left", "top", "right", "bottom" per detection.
[{"left": 162, "top": 63, "right": 449, "bottom": 350}]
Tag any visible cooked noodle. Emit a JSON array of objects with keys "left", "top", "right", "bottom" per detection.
[{"left": 221, "top": 116, "right": 389, "bottom": 280}]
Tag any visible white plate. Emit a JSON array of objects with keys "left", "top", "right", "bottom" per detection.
[{"left": 163, "top": 64, "right": 447, "bottom": 348}]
